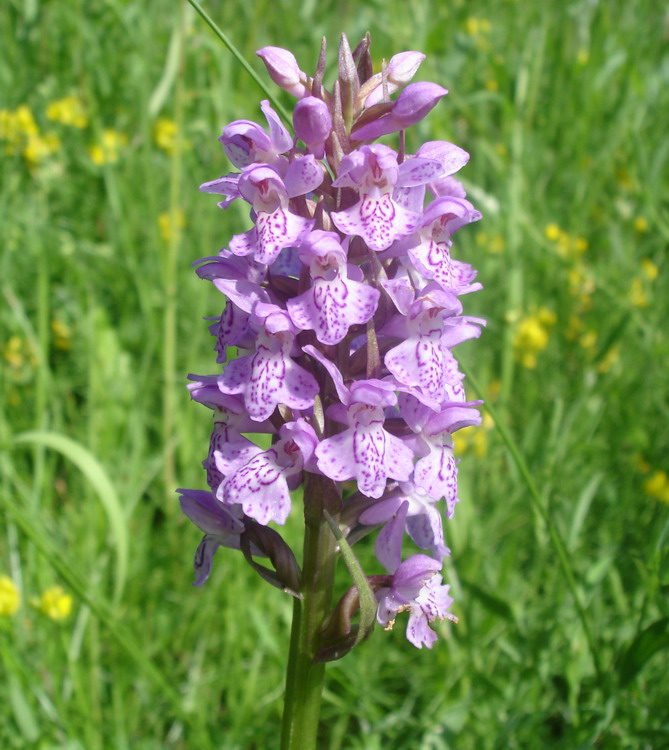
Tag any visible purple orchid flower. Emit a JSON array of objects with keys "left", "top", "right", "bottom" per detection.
[
  {"left": 229, "top": 163, "right": 321, "bottom": 265},
  {"left": 221, "top": 419, "right": 319, "bottom": 525},
  {"left": 177, "top": 488, "right": 245, "bottom": 586},
  {"left": 287, "top": 230, "right": 380, "bottom": 345},
  {"left": 220, "top": 100, "right": 293, "bottom": 170},
  {"left": 330, "top": 144, "right": 443, "bottom": 252},
  {"left": 182, "top": 34, "right": 484, "bottom": 654},
  {"left": 374, "top": 553, "right": 456, "bottom": 649},
  {"left": 217, "top": 303, "right": 319, "bottom": 422}
]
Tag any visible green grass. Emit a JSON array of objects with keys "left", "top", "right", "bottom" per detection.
[{"left": 1, "top": 0, "right": 668, "bottom": 747}]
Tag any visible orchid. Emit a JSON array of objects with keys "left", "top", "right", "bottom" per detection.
[{"left": 179, "top": 32, "right": 484, "bottom": 750}]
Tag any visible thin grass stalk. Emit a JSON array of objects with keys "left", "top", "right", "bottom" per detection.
[{"left": 185, "top": 0, "right": 291, "bottom": 125}]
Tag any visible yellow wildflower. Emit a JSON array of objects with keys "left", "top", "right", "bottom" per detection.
[
  {"left": 154, "top": 117, "right": 178, "bottom": 154},
  {"left": 51, "top": 319, "right": 72, "bottom": 351},
  {"left": 544, "top": 223, "right": 561, "bottom": 242},
  {"left": 88, "top": 129, "right": 128, "bottom": 166},
  {"left": 36, "top": 585, "right": 73, "bottom": 621},
  {"left": 633, "top": 216, "right": 648, "bottom": 233},
  {"left": 475, "top": 231, "right": 505, "bottom": 254},
  {"left": 579, "top": 331, "right": 597, "bottom": 352},
  {"left": 46, "top": 96, "right": 88, "bottom": 128},
  {"left": 0, "top": 576, "right": 21, "bottom": 616},
  {"left": 1, "top": 105, "right": 39, "bottom": 154},
  {"left": 23, "top": 132, "right": 60, "bottom": 165},
  {"left": 641, "top": 258, "right": 658, "bottom": 281},
  {"left": 158, "top": 208, "right": 186, "bottom": 243},
  {"left": 629, "top": 278, "right": 647, "bottom": 308},
  {"left": 643, "top": 471, "right": 669, "bottom": 505},
  {"left": 513, "top": 310, "right": 555, "bottom": 369},
  {"left": 576, "top": 49, "right": 589, "bottom": 65}
]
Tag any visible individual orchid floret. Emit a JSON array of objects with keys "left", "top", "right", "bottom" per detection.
[
  {"left": 287, "top": 230, "right": 380, "bottom": 345},
  {"left": 330, "top": 144, "right": 442, "bottom": 252},
  {"left": 361, "top": 51, "right": 427, "bottom": 108},
  {"left": 293, "top": 97, "right": 332, "bottom": 160},
  {"left": 221, "top": 419, "right": 319, "bottom": 525},
  {"left": 256, "top": 46, "right": 310, "bottom": 98},
  {"left": 305, "top": 347, "right": 414, "bottom": 498},
  {"left": 384, "top": 287, "right": 484, "bottom": 407},
  {"left": 405, "top": 196, "right": 483, "bottom": 295},
  {"left": 391, "top": 140, "right": 471, "bottom": 214},
  {"left": 177, "top": 488, "right": 245, "bottom": 586},
  {"left": 360, "top": 482, "right": 450, "bottom": 564},
  {"left": 219, "top": 100, "right": 293, "bottom": 170},
  {"left": 218, "top": 304, "right": 319, "bottom": 421},
  {"left": 351, "top": 82, "right": 448, "bottom": 141},
  {"left": 400, "top": 394, "right": 482, "bottom": 517},
  {"left": 375, "top": 553, "right": 455, "bottom": 648},
  {"left": 230, "top": 163, "right": 322, "bottom": 265}
]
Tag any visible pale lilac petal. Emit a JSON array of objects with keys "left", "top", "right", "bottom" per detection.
[
  {"left": 331, "top": 194, "right": 420, "bottom": 252},
  {"left": 375, "top": 501, "right": 409, "bottom": 573},
  {"left": 260, "top": 99, "right": 293, "bottom": 154},
  {"left": 406, "top": 574, "right": 454, "bottom": 649},
  {"left": 396, "top": 157, "right": 444, "bottom": 187},
  {"left": 210, "top": 423, "right": 263, "bottom": 476},
  {"left": 385, "top": 335, "right": 445, "bottom": 405},
  {"left": 218, "top": 345, "right": 318, "bottom": 421},
  {"left": 254, "top": 208, "right": 313, "bottom": 265},
  {"left": 315, "top": 430, "right": 356, "bottom": 482},
  {"left": 223, "top": 449, "right": 292, "bottom": 525},
  {"left": 287, "top": 276, "right": 380, "bottom": 345},
  {"left": 414, "top": 444, "right": 459, "bottom": 516},
  {"left": 405, "top": 506, "right": 449, "bottom": 561},
  {"left": 283, "top": 155, "right": 324, "bottom": 198},
  {"left": 416, "top": 141, "right": 470, "bottom": 177}
]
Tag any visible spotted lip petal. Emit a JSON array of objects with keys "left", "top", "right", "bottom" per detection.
[
  {"left": 287, "top": 272, "right": 380, "bottom": 345},
  {"left": 331, "top": 193, "right": 420, "bottom": 252}
]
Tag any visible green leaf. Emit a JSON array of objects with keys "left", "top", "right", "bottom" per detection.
[
  {"left": 316, "top": 511, "right": 376, "bottom": 662},
  {"left": 7, "top": 673, "right": 40, "bottom": 743},
  {"left": 13, "top": 430, "right": 128, "bottom": 605},
  {"left": 617, "top": 617, "right": 669, "bottom": 687}
]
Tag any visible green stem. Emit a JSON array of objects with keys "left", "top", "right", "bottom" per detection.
[{"left": 281, "top": 475, "right": 339, "bottom": 750}]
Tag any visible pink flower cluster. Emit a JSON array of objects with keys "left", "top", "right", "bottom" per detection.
[{"left": 179, "top": 35, "right": 483, "bottom": 650}]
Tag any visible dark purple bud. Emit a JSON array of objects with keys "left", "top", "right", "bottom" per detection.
[
  {"left": 293, "top": 96, "right": 332, "bottom": 159},
  {"left": 352, "top": 81, "right": 448, "bottom": 141}
]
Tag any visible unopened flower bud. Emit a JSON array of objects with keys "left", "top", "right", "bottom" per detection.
[
  {"left": 293, "top": 96, "right": 332, "bottom": 159},
  {"left": 352, "top": 82, "right": 448, "bottom": 141},
  {"left": 256, "top": 46, "right": 309, "bottom": 98}
]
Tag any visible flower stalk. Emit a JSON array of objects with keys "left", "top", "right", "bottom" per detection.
[
  {"left": 179, "top": 31, "right": 485, "bottom": 743},
  {"left": 281, "top": 474, "right": 339, "bottom": 750}
]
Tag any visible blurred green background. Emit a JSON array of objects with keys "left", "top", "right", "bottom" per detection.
[{"left": 1, "top": 0, "right": 668, "bottom": 747}]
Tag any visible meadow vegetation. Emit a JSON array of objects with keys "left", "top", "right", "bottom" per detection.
[{"left": 1, "top": 0, "right": 668, "bottom": 747}]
